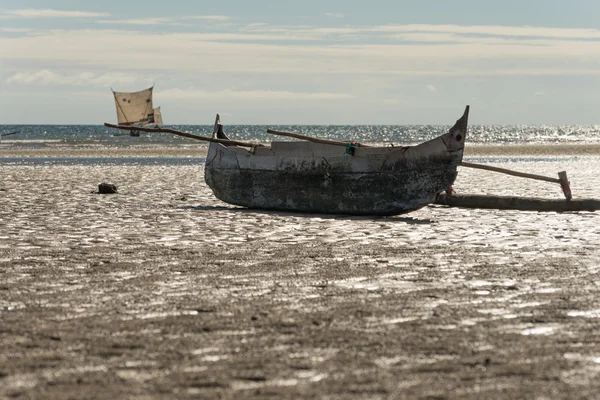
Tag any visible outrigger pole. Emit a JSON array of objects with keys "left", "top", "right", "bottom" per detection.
[
  {"left": 104, "top": 123, "right": 265, "bottom": 148},
  {"left": 460, "top": 162, "right": 572, "bottom": 200},
  {"left": 266, "top": 129, "right": 373, "bottom": 148}
]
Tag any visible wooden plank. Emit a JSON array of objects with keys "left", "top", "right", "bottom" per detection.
[
  {"left": 435, "top": 194, "right": 600, "bottom": 212},
  {"left": 104, "top": 123, "right": 264, "bottom": 148}
]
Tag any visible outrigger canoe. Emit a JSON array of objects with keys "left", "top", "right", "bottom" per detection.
[{"left": 204, "top": 106, "right": 469, "bottom": 215}]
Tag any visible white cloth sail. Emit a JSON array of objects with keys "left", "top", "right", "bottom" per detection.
[
  {"left": 113, "top": 87, "right": 162, "bottom": 126},
  {"left": 153, "top": 107, "right": 163, "bottom": 125}
]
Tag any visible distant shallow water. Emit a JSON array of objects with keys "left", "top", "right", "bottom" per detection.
[
  {"left": 2, "top": 124, "right": 600, "bottom": 149},
  {"left": 0, "top": 156, "right": 205, "bottom": 167}
]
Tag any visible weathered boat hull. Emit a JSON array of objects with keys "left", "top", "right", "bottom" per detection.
[
  {"left": 204, "top": 107, "right": 469, "bottom": 215},
  {"left": 205, "top": 151, "right": 462, "bottom": 215}
]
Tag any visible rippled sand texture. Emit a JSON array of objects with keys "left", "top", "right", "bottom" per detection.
[{"left": 2, "top": 155, "right": 600, "bottom": 399}]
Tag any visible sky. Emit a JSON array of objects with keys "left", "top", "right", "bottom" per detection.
[{"left": 1, "top": 0, "right": 600, "bottom": 125}]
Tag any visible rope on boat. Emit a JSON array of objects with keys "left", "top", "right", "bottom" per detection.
[{"left": 345, "top": 141, "right": 358, "bottom": 158}]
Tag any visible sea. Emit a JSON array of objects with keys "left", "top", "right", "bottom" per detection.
[{"left": 1, "top": 124, "right": 599, "bottom": 166}]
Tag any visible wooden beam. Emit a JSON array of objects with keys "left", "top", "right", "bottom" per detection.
[
  {"left": 267, "top": 129, "right": 372, "bottom": 148},
  {"left": 558, "top": 171, "right": 572, "bottom": 201},
  {"left": 460, "top": 162, "right": 573, "bottom": 199},
  {"left": 435, "top": 194, "right": 600, "bottom": 212},
  {"left": 461, "top": 162, "right": 560, "bottom": 184},
  {"left": 104, "top": 123, "right": 264, "bottom": 148}
]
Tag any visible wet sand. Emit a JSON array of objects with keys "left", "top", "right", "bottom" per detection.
[
  {"left": 2, "top": 147, "right": 600, "bottom": 399},
  {"left": 0, "top": 146, "right": 208, "bottom": 158}
]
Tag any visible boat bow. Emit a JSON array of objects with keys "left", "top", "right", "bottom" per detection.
[{"left": 443, "top": 105, "right": 469, "bottom": 152}]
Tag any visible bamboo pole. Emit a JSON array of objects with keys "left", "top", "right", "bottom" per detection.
[
  {"left": 104, "top": 123, "right": 264, "bottom": 148},
  {"left": 266, "top": 129, "right": 372, "bottom": 148}
]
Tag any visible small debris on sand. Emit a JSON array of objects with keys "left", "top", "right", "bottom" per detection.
[{"left": 98, "top": 183, "right": 118, "bottom": 194}]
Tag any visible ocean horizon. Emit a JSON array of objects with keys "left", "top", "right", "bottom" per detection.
[{"left": 2, "top": 124, "right": 600, "bottom": 147}]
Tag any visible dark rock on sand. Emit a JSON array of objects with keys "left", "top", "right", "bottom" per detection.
[{"left": 98, "top": 183, "right": 117, "bottom": 194}]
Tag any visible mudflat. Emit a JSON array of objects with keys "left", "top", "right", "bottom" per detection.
[{"left": 2, "top": 150, "right": 600, "bottom": 399}]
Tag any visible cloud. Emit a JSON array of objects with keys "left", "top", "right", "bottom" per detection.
[
  {"left": 0, "top": 27, "right": 31, "bottom": 33},
  {"left": 4, "top": 71, "right": 355, "bottom": 103},
  {"left": 96, "top": 15, "right": 232, "bottom": 26},
  {"left": 3, "top": 20, "right": 600, "bottom": 124},
  {"left": 6, "top": 69, "right": 146, "bottom": 87},
  {"left": 370, "top": 24, "right": 600, "bottom": 40},
  {"left": 157, "top": 88, "right": 355, "bottom": 101},
  {"left": 96, "top": 18, "right": 175, "bottom": 26},
  {"left": 324, "top": 13, "right": 345, "bottom": 19},
  {"left": 182, "top": 15, "right": 233, "bottom": 21},
  {"left": 1, "top": 9, "right": 111, "bottom": 18},
  {"left": 236, "top": 23, "right": 600, "bottom": 42},
  {"left": 533, "top": 90, "right": 546, "bottom": 96},
  {"left": 4, "top": 24, "right": 600, "bottom": 79},
  {"left": 382, "top": 98, "right": 408, "bottom": 105}
]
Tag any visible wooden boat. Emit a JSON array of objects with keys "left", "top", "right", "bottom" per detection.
[
  {"left": 107, "top": 106, "right": 598, "bottom": 215},
  {"left": 203, "top": 106, "right": 470, "bottom": 215},
  {"left": 111, "top": 86, "right": 163, "bottom": 136}
]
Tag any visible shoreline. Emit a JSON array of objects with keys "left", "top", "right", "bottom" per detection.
[
  {"left": 1, "top": 143, "right": 600, "bottom": 157},
  {"left": 0, "top": 147, "right": 209, "bottom": 157}
]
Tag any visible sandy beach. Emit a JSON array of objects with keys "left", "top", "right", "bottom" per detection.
[
  {"left": 2, "top": 146, "right": 600, "bottom": 399},
  {"left": 5, "top": 0, "right": 600, "bottom": 397}
]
